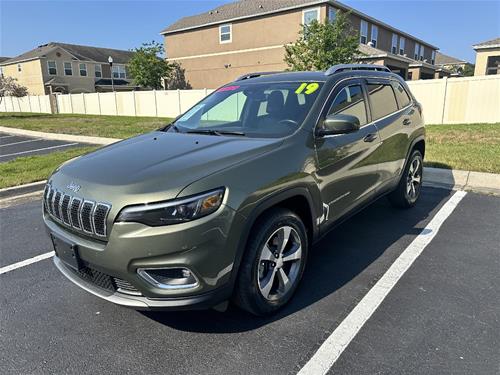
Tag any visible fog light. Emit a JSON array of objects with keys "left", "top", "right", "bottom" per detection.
[{"left": 137, "top": 267, "right": 199, "bottom": 290}]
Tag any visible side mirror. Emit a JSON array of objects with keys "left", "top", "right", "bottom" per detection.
[{"left": 317, "top": 114, "right": 360, "bottom": 136}]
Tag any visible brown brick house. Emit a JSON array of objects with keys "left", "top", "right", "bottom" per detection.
[{"left": 161, "top": 0, "right": 440, "bottom": 88}]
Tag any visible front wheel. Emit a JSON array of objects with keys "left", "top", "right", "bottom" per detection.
[
  {"left": 233, "top": 208, "right": 308, "bottom": 316},
  {"left": 388, "top": 150, "right": 423, "bottom": 208}
]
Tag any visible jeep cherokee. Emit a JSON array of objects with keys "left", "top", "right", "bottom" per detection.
[{"left": 43, "top": 64, "right": 425, "bottom": 316}]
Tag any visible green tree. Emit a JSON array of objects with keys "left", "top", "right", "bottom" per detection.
[
  {"left": 129, "top": 41, "right": 171, "bottom": 89},
  {"left": 284, "top": 11, "right": 359, "bottom": 71},
  {"left": 0, "top": 76, "right": 28, "bottom": 105}
]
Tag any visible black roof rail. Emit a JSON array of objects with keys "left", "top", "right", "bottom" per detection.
[
  {"left": 325, "top": 64, "right": 391, "bottom": 76},
  {"left": 235, "top": 71, "right": 281, "bottom": 81}
]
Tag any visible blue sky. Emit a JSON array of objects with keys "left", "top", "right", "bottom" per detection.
[{"left": 1, "top": 0, "right": 499, "bottom": 62}]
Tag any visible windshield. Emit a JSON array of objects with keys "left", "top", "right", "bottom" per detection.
[{"left": 170, "top": 81, "right": 324, "bottom": 138}]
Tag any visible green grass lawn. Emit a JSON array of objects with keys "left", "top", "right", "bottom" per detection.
[
  {"left": 0, "top": 146, "right": 98, "bottom": 189},
  {"left": 425, "top": 123, "right": 500, "bottom": 174},
  {"left": 0, "top": 112, "right": 498, "bottom": 189},
  {"left": 0, "top": 112, "right": 173, "bottom": 139}
]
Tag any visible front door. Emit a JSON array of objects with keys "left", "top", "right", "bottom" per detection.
[{"left": 314, "top": 80, "right": 382, "bottom": 227}]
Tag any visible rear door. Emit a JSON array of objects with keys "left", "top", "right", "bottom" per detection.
[
  {"left": 365, "top": 79, "right": 413, "bottom": 191},
  {"left": 314, "top": 79, "right": 382, "bottom": 226}
]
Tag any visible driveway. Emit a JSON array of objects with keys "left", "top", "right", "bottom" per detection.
[{"left": 0, "top": 188, "right": 498, "bottom": 374}]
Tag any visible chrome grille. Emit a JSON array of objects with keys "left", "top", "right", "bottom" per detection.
[
  {"left": 61, "top": 195, "right": 71, "bottom": 225},
  {"left": 53, "top": 191, "right": 62, "bottom": 220},
  {"left": 45, "top": 185, "right": 111, "bottom": 238},
  {"left": 81, "top": 201, "right": 95, "bottom": 233}
]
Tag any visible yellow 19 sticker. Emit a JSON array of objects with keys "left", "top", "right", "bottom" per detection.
[{"left": 295, "top": 82, "right": 320, "bottom": 95}]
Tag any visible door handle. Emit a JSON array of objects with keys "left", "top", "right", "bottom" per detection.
[
  {"left": 403, "top": 119, "right": 412, "bottom": 126},
  {"left": 363, "top": 133, "right": 378, "bottom": 143}
]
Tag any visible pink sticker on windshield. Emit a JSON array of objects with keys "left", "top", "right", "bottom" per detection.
[{"left": 217, "top": 85, "right": 240, "bottom": 92}]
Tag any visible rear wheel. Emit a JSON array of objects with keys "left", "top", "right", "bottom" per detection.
[
  {"left": 388, "top": 150, "right": 423, "bottom": 208},
  {"left": 234, "top": 208, "right": 308, "bottom": 316}
]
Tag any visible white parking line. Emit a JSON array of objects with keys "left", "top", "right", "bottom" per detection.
[
  {"left": 0, "top": 251, "right": 54, "bottom": 275},
  {"left": 298, "top": 190, "right": 467, "bottom": 375},
  {"left": 0, "top": 138, "right": 43, "bottom": 148},
  {"left": 0, "top": 135, "right": 15, "bottom": 139},
  {"left": 0, "top": 143, "right": 78, "bottom": 158}
]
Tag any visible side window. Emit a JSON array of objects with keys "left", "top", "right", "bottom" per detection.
[
  {"left": 327, "top": 84, "right": 367, "bottom": 126},
  {"left": 393, "top": 82, "right": 411, "bottom": 108},
  {"left": 367, "top": 83, "right": 399, "bottom": 120}
]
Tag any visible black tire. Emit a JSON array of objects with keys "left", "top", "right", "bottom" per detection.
[
  {"left": 233, "top": 208, "right": 308, "bottom": 316},
  {"left": 388, "top": 149, "right": 424, "bottom": 208}
]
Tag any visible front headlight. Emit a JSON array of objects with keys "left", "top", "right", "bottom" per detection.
[{"left": 116, "top": 188, "right": 225, "bottom": 226}]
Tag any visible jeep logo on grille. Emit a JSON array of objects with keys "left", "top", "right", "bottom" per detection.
[{"left": 66, "top": 182, "right": 81, "bottom": 193}]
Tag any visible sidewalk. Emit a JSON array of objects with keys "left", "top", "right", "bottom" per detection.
[{"left": 1, "top": 127, "right": 499, "bottom": 197}]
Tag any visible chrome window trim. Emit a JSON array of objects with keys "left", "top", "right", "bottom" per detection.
[{"left": 314, "top": 76, "right": 413, "bottom": 139}]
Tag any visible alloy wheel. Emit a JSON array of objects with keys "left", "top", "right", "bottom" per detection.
[
  {"left": 257, "top": 226, "right": 303, "bottom": 301},
  {"left": 406, "top": 156, "right": 422, "bottom": 200}
]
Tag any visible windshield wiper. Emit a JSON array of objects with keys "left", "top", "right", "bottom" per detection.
[{"left": 186, "top": 129, "right": 246, "bottom": 137}]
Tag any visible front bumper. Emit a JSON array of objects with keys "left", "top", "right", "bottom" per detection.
[
  {"left": 54, "top": 256, "right": 231, "bottom": 310},
  {"left": 44, "top": 203, "right": 246, "bottom": 310}
]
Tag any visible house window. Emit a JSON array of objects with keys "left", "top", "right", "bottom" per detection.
[
  {"left": 420, "top": 45, "right": 425, "bottom": 61},
  {"left": 486, "top": 56, "right": 500, "bottom": 75},
  {"left": 79, "top": 63, "right": 87, "bottom": 77},
  {"left": 47, "top": 61, "right": 57, "bottom": 75},
  {"left": 414, "top": 43, "right": 420, "bottom": 60},
  {"left": 219, "top": 24, "right": 232, "bottom": 43},
  {"left": 303, "top": 8, "right": 320, "bottom": 26},
  {"left": 95, "top": 64, "right": 102, "bottom": 78},
  {"left": 360, "top": 20, "right": 368, "bottom": 44},
  {"left": 328, "top": 7, "right": 337, "bottom": 22},
  {"left": 64, "top": 62, "right": 73, "bottom": 76},
  {"left": 391, "top": 34, "right": 398, "bottom": 54},
  {"left": 399, "top": 37, "right": 406, "bottom": 55},
  {"left": 17, "top": 64, "right": 22, "bottom": 72},
  {"left": 431, "top": 50, "right": 436, "bottom": 65},
  {"left": 112, "top": 65, "right": 126, "bottom": 79},
  {"left": 370, "top": 25, "right": 378, "bottom": 47}
]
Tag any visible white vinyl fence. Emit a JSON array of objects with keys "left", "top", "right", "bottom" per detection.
[
  {"left": 1, "top": 75, "right": 499, "bottom": 124},
  {"left": 0, "top": 95, "right": 52, "bottom": 114},
  {"left": 406, "top": 75, "right": 500, "bottom": 124}
]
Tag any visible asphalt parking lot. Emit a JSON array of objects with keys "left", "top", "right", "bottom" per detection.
[
  {"left": 0, "top": 187, "right": 499, "bottom": 375},
  {"left": 0, "top": 132, "right": 87, "bottom": 162}
]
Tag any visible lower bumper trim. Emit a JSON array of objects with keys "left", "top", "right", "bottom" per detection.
[{"left": 53, "top": 256, "right": 231, "bottom": 310}]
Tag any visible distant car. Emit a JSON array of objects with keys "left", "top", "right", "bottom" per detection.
[{"left": 43, "top": 64, "right": 425, "bottom": 316}]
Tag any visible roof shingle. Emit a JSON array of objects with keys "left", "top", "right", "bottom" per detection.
[
  {"left": 0, "top": 42, "right": 134, "bottom": 66},
  {"left": 435, "top": 52, "right": 466, "bottom": 66},
  {"left": 473, "top": 37, "right": 500, "bottom": 49}
]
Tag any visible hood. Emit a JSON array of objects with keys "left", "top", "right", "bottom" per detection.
[{"left": 49, "top": 131, "right": 281, "bottom": 205}]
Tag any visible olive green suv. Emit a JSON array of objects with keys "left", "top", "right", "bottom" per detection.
[{"left": 43, "top": 65, "right": 425, "bottom": 316}]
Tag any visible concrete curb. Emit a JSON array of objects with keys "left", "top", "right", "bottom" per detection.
[
  {"left": 0, "top": 126, "right": 121, "bottom": 145},
  {"left": 423, "top": 167, "right": 500, "bottom": 196},
  {"left": 0, "top": 180, "right": 47, "bottom": 199}
]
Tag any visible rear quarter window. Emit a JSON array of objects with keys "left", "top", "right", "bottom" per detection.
[
  {"left": 393, "top": 82, "right": 412, "bottom": 108},
  {"left": 367, "top": 83, "right": 399, "bottom": 120}
]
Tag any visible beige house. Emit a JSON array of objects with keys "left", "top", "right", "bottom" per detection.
[
  {"left": 161, "top": 0, "right": 440, "bottom": 88},
  {"left": 0, "top": 42, "right": 137, "bottom": 95},
  {"left": 473, "top": 37, "right": 500, "bottom": 76},
  {"left": 434, "top": 52, "right": 473, "bottom": 77}
]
